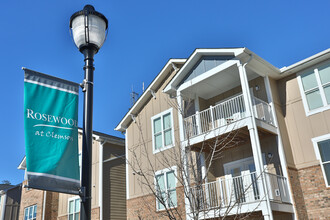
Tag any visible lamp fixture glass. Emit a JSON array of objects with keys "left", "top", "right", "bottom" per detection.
[{"left": 70, "top": 5, "right": 108, "bottom": 53}]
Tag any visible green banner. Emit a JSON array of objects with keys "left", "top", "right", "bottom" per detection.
[{"left": 24, "top": 68, "right": 80, "bottom": 195}]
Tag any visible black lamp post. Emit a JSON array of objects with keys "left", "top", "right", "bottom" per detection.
[{"left": 70, "top": 5, "right": 108, "bottom": 220}]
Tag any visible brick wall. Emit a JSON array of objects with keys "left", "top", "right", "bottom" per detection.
[
  {"left": 288, "top": 165, "right": 330, "bottom": 220},
  {"left": 19, "top": 181, "right": 59, "bottom": 220},
  {"left": 127, "top": 186, "right": 186, "bottom": 220},
  {"left": 19, "top": 184, "right": 45, "bottom": 220}
]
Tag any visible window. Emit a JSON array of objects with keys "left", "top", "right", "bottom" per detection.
[
  {"left": 298, "top": 62, "right": 330, "bottom": 115},
  {"left": 68, "top": 197, "right": 80, "bottom": 220},
  {"left": 155, "top": 167, "right": 177, "bottom": 210},
  {"left": 24, "top": 205, "right": 37, "bottom": 220},
  {"left": 312, "top": 134, "right": 330, "bottom": 187},
  {"left": 152, "top": 108, "right": 174, "bottom": 153}
]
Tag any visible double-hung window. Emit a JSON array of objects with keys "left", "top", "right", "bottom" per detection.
[
  {"left": 68, "top": 197, "right": 80, "bottom": 220},
  {"left": 152, "top": 108, "right": 174, "bottom": 153},
  {"left": 24, "top": 205, "right": 37, "bottom": 220},
  {"left": 298, "top": 62, "right": 330, "bottom": 115},
  {"left": 312, "top": 134, "right": 330, "bottom": 187},
  {"left": 155, "top": 167, "right": 177, "bottom": 210}
]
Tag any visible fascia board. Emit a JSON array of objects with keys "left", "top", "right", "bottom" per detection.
[
  {"left": 164, "top": 48, "right": 245, "bottom": 94},
  {"left": 17, "top": 157, "right": 26, "bottom": 170},
  {"left": 241, "top": 49, "right": 281, "bottom": 78},
  {"left": 115, "top": 59, "right": 186, "bottom": 132},
  {"left": 280, "top": 48, "right": 330, "bottom": 77}
]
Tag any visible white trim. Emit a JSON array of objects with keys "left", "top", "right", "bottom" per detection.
[
  {"left": 0, "top": 194, "right": 6, "bottom": 220},
  {"left": 151, "top": 108, "right": 175, "bottom": 154},
  {"left": 154, "top": 166, "right": 178, "bottom": 211},
  {"left": 99, "top": 141, "right": 104, "bottom": 220},
  {"left": 42, "top": 192, "right": 46, "bottom": 220},
  {"left": 312, "top": 133, "right": 330, "bottom": 187},
  {"left": 68, "top": 196, "right": 80, "bottom": 220},
  {"left": 23, "top": 204, "right": 37, "bottom": 220},
  {"left": 264, "top": 76, "right": 297, "bottom": 219},
  {"left": 297, "top": 63, "right": 330, "bottom": 116},
  {"left": 24, "top": 79, "right": 79, "bottom": 95},
  {"left": 125, "top": 130, "right": 129, "bottom": 200},
  {"left": 26, "top": 171, "right": 80, "bottom": 183}
]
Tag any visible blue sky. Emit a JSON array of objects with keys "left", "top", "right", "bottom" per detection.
[{"left": 1, "top": 0, "right": 330, "bottom": 184}]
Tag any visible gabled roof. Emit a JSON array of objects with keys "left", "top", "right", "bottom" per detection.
[
  {"left": 163, "top": 48, "right": 281, "bottom": 95},
  {"left": 115, "top": 59, "right": 186, "bottom": 132}
]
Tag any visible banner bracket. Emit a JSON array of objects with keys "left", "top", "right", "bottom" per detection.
[
  {"left": 80, "top": 79, "right": 94, "bottom": 92},
  {"left": 79, "top": 186, "right": 86, "bottom": 201}
]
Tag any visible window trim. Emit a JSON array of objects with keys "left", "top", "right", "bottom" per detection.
[
  {"left": 312, "top": 133, "right": 330, "bottom": 187},
  {"left": 24, "top": 204, "right": 37, "bottom": 220},
  {"left": 154, "top": 166, "right": 178, "bottom": 211},
  {"left": 297, "top": 63, "right": 330, "bottom": 116},
  {"left": 151, "top": 108, "right": 175, "bottom": 154},
  {"left": 68, "top": 196, "right": 80, "bottom": 220}
]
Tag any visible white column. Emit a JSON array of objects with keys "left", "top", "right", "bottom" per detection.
[
  {"left": 177, "top": 91, "right": 192, "bottom": 220},
  {"left": 238, "top": 63, "right": 273, "bottom": 220},
  {"left": 264, "top": 76, "right": 297, "bottom": 220},
  {"left": 0, "top": 194, "right": 6, "bottom": 220}
]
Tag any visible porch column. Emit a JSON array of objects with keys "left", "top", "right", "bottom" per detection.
[
  {"left": 176, "top": 91, "right": 192, "bottom": 220},
  {"left": 238, "top": 62, "right": 274, "bottom": 220},
  {"left": 264, "top": 76, "right": 297, "bottom": 219}
]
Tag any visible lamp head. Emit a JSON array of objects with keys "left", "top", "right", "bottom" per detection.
[{"left": 70, "top": 5, "right": 108, "bottom": 54}]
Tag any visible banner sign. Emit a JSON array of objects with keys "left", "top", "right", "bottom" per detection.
[{"left": 24, "top": 68, "right": 80, "bottom": 195}]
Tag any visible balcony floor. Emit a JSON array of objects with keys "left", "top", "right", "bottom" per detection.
[{"left": 189, "top": 123, "right": 277, "bottom": 153}]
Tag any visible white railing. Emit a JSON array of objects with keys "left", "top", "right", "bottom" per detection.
[
  {"left": 265, "top": 173, "right": 291, "bottom": 203},
  {"left": 190, "top": 172, "right": 290, "bottom": 212},
  {"left": 252, "top": 97, "right": 274, "bottom": 125},
  {"left": 183, "top": 95, "right": 274, "bottom": 139}
]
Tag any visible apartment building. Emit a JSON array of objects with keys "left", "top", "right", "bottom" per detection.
[
  {"left": 18, "top": 130, "right": 126, "bottom": 220},
  {"left": 116, "top": 48, "right": 330, "bottom": 220}
]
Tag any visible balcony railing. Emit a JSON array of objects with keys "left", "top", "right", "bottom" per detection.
[
  {"left": 190, "top": 172, "right": 290, "bottom": 212},
  {"left": 183, "top": 95, "right": 274, "bottom": 139}
]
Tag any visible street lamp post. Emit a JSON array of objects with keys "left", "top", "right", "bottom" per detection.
[{"left": 70, "top": 5, "right": 108, "bottom": 220}]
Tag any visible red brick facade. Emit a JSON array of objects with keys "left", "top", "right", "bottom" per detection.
[
  {"left": 288, "top": 165, "right": 330, "bottom": 220},
  {"left": 127, "top": 186, "right": 186, "bottom": 220},
  {"left": 19, "top": 182, "right": 59, "bottom": 220}
]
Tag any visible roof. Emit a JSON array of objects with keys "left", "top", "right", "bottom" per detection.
[
  {"left": 115, "top": 47, "right": 330, "bottom": 132},
  {"left": 115, "top": 58, "right": 186, "bottom": 132},
  {"left": 0, "top": 184, "right": 14, "bottom": 191},
  {"left": 280, "top": 48, "right": 330, "bottom": 76}
]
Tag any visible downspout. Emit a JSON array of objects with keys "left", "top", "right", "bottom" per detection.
[
  {"left": 99, "top": 140, "right": 106, "bottom": 220},
  {"left": 241, "top": 54, "right": 273, "bottom": 220},
  {"left": 42, "top": 191, "right": 46, "bottom": 220}
]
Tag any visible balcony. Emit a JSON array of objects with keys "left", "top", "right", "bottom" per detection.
[
  {"left": 183, "top": 94, "right": 275, "bottom": 140},
  {"left": 190, "top": 172, "right": 291, "bottom": 217}
]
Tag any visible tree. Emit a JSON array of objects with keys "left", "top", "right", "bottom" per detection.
[
  {"left": 1, "top": 180, "right": 11, "bottom": 185},
  {"left": 126, "top": 97, "right": 271, "bottom": 220}
]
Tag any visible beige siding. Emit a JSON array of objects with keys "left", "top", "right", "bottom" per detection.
[
  {"left": 103, "top": 157, "right": 126, "bottom": 220},
  {"left": 278, "top": 71, "right": 330, "bottom": 169},
  {"left": 127, "top": 68, "right": 181, "bottom": 199}
]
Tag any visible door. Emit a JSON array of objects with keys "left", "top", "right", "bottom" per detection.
[{"left": 224, "top": 157, "right": 259, "bottom": 204}]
